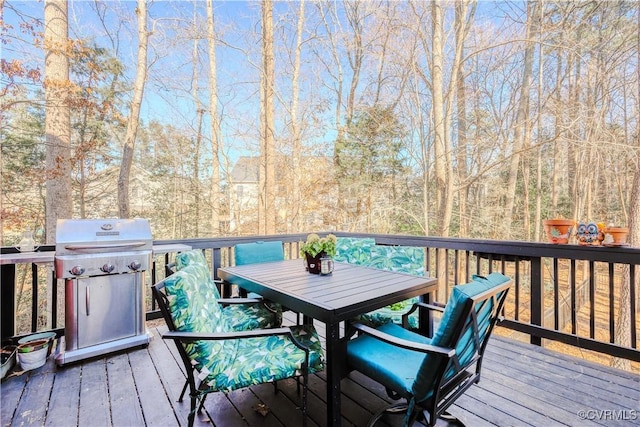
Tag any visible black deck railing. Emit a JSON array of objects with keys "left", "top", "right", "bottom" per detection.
[{"left": 1, "top": 232, "right": 638, "bottom": 363}]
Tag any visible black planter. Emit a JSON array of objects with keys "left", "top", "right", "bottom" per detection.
[{"left": 305, "top": 252, "right": 325, "bottom": 274}]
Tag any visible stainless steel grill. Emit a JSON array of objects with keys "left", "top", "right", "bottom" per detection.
[{"left": 55, "top": 218, "right": 152, "bottom": 365}]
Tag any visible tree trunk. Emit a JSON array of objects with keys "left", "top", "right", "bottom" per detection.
[
  {"left": 118, "top": 0, "right": 148, "bottom": 219},
  {"left": 291, "top": 0, "right": 305, "bottom": 232},
  {"left": 455, "top": 1, "right": 469, "bottom": 237},
  {"left": 44, "top": 0, "right": 72, "bottom": 243},
  {"left": 612, "top": 13, "right": 640, "bottom": 371},
  {"left": 259, "top": 0, "right": 276, "bottom": 234},
  {"left": 503, "top": 0, "right": 538, "bottom": 238},
  {"left": 206, "top": 0, "right": 221, "bottom": 236},
  {"left": 192, "top": 38, "right": 202, "bottom": 237}
]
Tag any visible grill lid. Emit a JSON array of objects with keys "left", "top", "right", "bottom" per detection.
[{"left": 55, "top": 218, "right": 153, "bottom": 255}]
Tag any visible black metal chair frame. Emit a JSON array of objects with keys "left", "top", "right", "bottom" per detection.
[
  {"left": 151, "top": 279, "right": 311, "bottom": 427},
  {"left": 348, "top": 279, "right": 511, "bottom": 427}
]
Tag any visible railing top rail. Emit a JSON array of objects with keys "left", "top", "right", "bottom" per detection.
[{"left": 2, "top": 232, "right": 638, "bottom": 264}]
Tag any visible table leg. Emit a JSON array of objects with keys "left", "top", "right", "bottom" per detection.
[{"left": 325, "top": 321, "right": 342, "bottom": 427}]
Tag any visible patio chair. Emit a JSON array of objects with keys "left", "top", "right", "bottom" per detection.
[
  {"left": 174, "top": 249, "right": 282, "bottom": 330},
  {"left": 346, "top": 272, "right": 512, "bottom": 427},
  {"left": 233, "top": 241, "right": 284, "bottom": 297},
  {"left": 355, "top": 245, "right": 427, "bottom": 329},
  {"left": 152, "top": 263, "right": 324, "bottom": 427},
  {"left": 334, "top": 236, "right": 376, "bottom": 264},
  {"left": 171, "top": 249, "right": 283, "bottom": 402}
]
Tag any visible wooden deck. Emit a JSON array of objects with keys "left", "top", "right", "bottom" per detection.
[{"left": 2, "top": 320, "right": 639, "bottom": 427}]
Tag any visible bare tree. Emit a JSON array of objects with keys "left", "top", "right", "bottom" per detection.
[
  {"left": 118, "top": 0, "right": 148, "bottom": 219},
  {"left": 612, "top": 10, "right": 640, "bottom": 371},
  {"left": 44, "top": 0, "right": 71, "bottom": 242},
  {"left": 259, "top": 0, "right": 276, "bottom": 234},
  {"left": 502, "top": 1, "right": 539, "bottom": 239},
  {"left": 290, "top": 0, "right": 305, "bottom": 232},
  {"left": 206, "top": 0, "right": 221, "bottom": 236}
]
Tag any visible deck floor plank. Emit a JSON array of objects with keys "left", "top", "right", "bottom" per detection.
[
  {"left": 108, "top": 352, "right": 146, "bottom": 427},
  {"left": 78, "top": 358, "right": 111, "bottom": 427},
  {"left": 11, "top": 367, "right": 53, "bottom": 425},
  {"left": 45, "top": 357, "right": 81, "bottom": 426},
  {"left": 484, "top": 340, "right": 640, "bottom": 413},
  {"left": 2, "top": 326, "right": 639, "bottom": 427},
  {"left": 128, "top": 345, "right": 179, "bottom": 426}
]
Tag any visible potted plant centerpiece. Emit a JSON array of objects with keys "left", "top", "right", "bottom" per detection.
[{"left": 301, "top": 233, "right": 337, "bottom": 274}]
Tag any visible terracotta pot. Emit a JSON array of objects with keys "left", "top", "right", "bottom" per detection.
[
  {"left": 605, "top": 227, "right": 629, "bottom": 244},
  {"left": 543, "top": 219, "right": 574, "bottom": 244}
]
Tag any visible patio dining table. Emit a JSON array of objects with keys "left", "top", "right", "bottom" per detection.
[{"left": 218, "top": 258, "right": 438, "bottom": 427}]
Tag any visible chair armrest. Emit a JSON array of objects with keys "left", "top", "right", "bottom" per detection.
[
  {"left": 217, "top": 297, "right": 263, "bottom": 305},
  {"left": 164, "top": 326, "right": 292, "bottom": 342},
  {"left": 163, "top": 327, "right": 311, "bottom": 353},
  {"left": 350, "top": 322, "right": 455, "bottom": 358},
  {"left": 402, "top": 301, "right": 446, "bottom": 326},
  {"left": 415, "top": 301, "right": 445, "bottom": 312}
]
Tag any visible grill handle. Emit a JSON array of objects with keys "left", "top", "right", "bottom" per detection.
[
  {"left": 64, "top": 242, "right": 147, "bottom": 251},
  {"left": 86, "top": 286, "right": 90, "bottom": 316}
]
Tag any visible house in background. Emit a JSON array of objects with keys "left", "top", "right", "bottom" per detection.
[{"left": 228, "top": 155, "right": 335, "bottom": 233}]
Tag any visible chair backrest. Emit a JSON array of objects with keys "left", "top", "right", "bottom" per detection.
[
  {"left": 334, "top": 237, "right": 376, "bottom": 265},
  {"left": 174, "top": 249, "right": 220, "bottom": 298},
  {"left": 152, "top": 263, "right": 235, "bottom": 378},
  {"left": 234, "top": 241, "right": 284, "bottom": 265},
  {"left": 412, "top": 273, "right": 511, "bottom": 402},
  {"left": 368, "top": 245, "right": 426, "bottom": 276}
]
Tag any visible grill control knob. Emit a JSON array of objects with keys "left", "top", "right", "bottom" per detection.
[
  {"left": 100, "top": 264, "right": 115, "bottom": 273},
  {"left": 129, "top": 260, "right": 142, "bottom": 271},
  {"left": 70, "top": 266, "right": 85, "bottom": 276}
]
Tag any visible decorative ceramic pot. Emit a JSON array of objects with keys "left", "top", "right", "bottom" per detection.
[
  {"left": 576, "top": 222, "right": 604, "bottom": 246},
  {"left": 305, "top": 252, "right": 325, "bottom": 274},
  {"left": 543, "top": 219, "right": 574, "bottom": 244},
  {"left": 605, "top": 227, "right": 629, "bottom": 245}
]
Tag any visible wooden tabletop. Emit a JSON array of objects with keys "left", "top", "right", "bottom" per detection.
[{"left": 218, "top": 259, "right": 437, "bottom": 324}]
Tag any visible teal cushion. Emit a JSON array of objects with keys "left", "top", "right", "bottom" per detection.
[
  {"left": 234, "top": 241, "right": 284, "bottom": 265},
  {"left": 348, "top": 273, "right": 510, "bottom": 404},
  {"left": 334, "top": 237, "right": 375, "bottom": 265},
  {"left": 412, "top": 273, "right": 510, "bottom": 401},
  {"left": 347, "top": 322, "right": 431, "bottom": 400}
]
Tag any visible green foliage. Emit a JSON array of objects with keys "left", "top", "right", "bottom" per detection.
[{"left": 300, "top": 233, "right": 337, "bottom": 258}]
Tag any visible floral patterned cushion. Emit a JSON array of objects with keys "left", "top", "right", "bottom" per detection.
[
  {"left": 175, "top": 249, "right": 281, "bottom": 329},
  {"left": 201, "top": 324, "right": 324, "bottom": 392},
  {"left": 355, "top": 245, "right": 426, "bottom": 329},
  {"left": 175, "top": 249, "right": 209, "bottom": 270},
  {"left": 368, "top": 245, "right": 426, "bottom": 276},
  {"left": 222, "top": 303, "right": 282, "bottom": 330},
  {"left": 334, "top": 237, "right": 375, "bottom": 265},
  {"left": 174, "top": 250, "right": 220, "bottom": 298},
  {"left": 163, "top": 262, "right": 320, "bottom": 390},
  {"left": 163, "top": 263, "right": 234, "bottom": 379}
]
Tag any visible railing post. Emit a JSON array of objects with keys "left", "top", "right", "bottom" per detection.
[
  {"left": 1, "top": 264, "right": 16, "bottom": 342},
  {"left": 530, "top": 256, "right": 543, "bottom": 346}
]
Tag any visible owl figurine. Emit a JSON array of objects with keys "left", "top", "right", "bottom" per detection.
[{"left": 575, "top": 222, "right": 604, "bottom": 246}]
